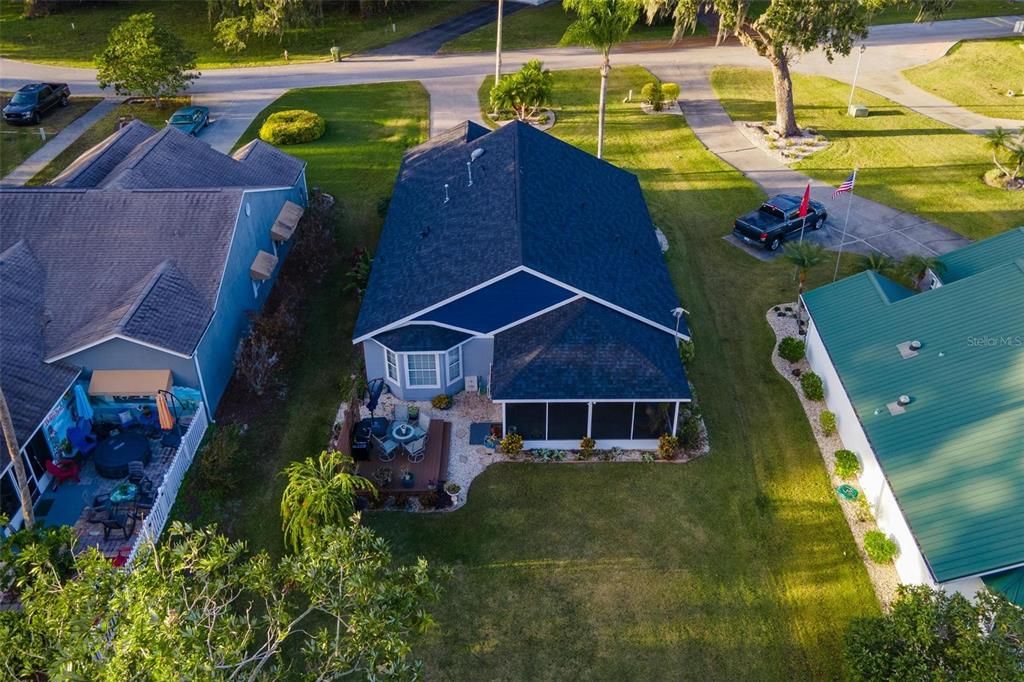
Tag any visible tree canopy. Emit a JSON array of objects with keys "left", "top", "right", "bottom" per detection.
[
  {"left": 489, "top": 59, "right": 554, "bottom": 121},
  {"left": 95, "top": 12, "right": 198, "bottom": 107}
]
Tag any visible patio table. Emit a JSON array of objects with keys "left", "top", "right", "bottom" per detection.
[
  {"left": 95, "top": 430, "right": 151, "bottom": 479},
  {"left": 109, "top": 483, "right": 138, "bottom": 505},
  {"left": 389, "top": 421, "right": 425, "bottom": 445}
]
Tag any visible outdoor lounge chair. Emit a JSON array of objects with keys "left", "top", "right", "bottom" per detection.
[
  {"left": 371, "top": 433, "right": 399, "bottom": 462},
  {"left": 44, "top": 458, "right": 80, "bottom": 489},
  {"left": 406, "top": 437, "right": 426, "bottom": 463},
  {"left": 67, "top": 420, "right": 98, "bottom": 457},
  {"left": 127, "top": 461, "right": 147, "bottom": 485},
  {"left": 102, "top": 512, "right": 136, "bottom": 541}
]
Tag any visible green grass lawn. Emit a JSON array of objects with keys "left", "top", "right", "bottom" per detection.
[
  {"left": 440, "top": 2, "right": 705, "bottom": 53},
  {"left": 365, "top": 65, "right": 878, "bottom": 679},
  {"left": 170, "top": 82, "right": 429, "bottom": 553},
  {"left": 711, "top": 67, "right": 1023, "bottom": 242},
  {"left": 903, "top": 37, "right": 1024, "bottom": 121},
  {"left": 0, "top": 0, "right": 481, "bottom": 68},
  {"left": 26, "top": 97, "right": 189, "bottom": 185},
  {"left": 747, "top": 0, "right": 1023, "bottom": 24},
  {"left": 0, "top": 93, "right": 100, "bottom": 177}
]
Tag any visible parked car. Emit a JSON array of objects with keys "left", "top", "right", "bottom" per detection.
[
  {"left": 2, "top": 83, "right": 71, "bottom": 125},
  {"left": 166, "top": 106, "right": 210, "bottom": 136},
  {"left": 732, "top": 194, "right": 827, "bottom": 251}
]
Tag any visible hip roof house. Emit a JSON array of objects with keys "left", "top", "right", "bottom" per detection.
[
  {"left": 354, "top": 121, "right": 691, "bottom": 448},
  {"left": 801, "top": 227, "right": 1024, "bottom": 605},
  {"left": 0, "top": 122, "right": 306, "bottom": 528}
]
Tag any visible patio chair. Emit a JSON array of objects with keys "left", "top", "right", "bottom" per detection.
[
  {"left": 371, "top": 433, "right": 398, "bottom": 462},
  {"left": 102, "top": 512, "right": 136, "bottom": 541},
  {"left": 127, "top": 461, "right": 146, "bottom": 485},
  {"left": 406, "top": 437, "right": 426, "bottom": 464},
  {"left": 67, "top": 421, "right": 98, "bottom": 457},
  {"left": 393, "top": 404, "right": 409, "bottom": 423},
  {"left": 418, "top": 412, "right": 431, "bottom": 431},
  {"left": 45, "top": 458, "right": 80, "bottom": 490}
]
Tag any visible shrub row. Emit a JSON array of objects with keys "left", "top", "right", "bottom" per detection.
[{"left": 259, "top": 109, "right": 326, "bottom": 145}]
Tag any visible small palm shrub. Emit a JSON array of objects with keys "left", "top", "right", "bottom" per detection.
[
  {"left": 820, "top": 410, "right": 837, "bottom": 436},
  {"left": 778, "top": 336, "right": 805, "bottom": 363},
  {"left": 578, "top": 436, "right": 596, "bottom": 459},
  {"left": 661, "top": 82, "right": 680, "bottom": 101},
  {"left": 834, "top": 449, "right": 861, "bottom": 479},
  {"left": 658, "top": 434, "right": 679, "bottom": 459},
  {"left": 864, "top": 531, "right": 899, "bottom": 563},
  {"left": 800, "top": 371, "right": 824, "bottom": 401},
  {"left": 500, "top": 432, "right": 524, "bottom": 455},
  {"left": 259, "top": 109, "right": 326, "bottom": 145},
  {"left": 431, "top": 394, "right": 452, "bottom": 410}
]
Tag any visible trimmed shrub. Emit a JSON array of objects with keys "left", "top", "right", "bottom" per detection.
[
  {"left": 640, "top": 81, "right": 663, "bottom": 111},
  {"left": 678, "top": 339, "right": 695, "bottom": 367},
  {"left": 258, "top": 109, "right": 326, "bottom": 145},
  {"left": 195, "top": 424, "right": 243, "bottom": 495},
  {"left": 800, "top": 371, "right": 824, "bottom": 401},
  {"left": 431, "top": 394, "right": 452, "bottom": 410},
  {"left": 864, "top": 530, "right": 899, "bottom": 563},
  {"left": 661, "top": 82, "right": 680, "bottom": 101},
  {"left": 778, "top": 336, "right": 806, "bottom": 363},
  {"left": 658, "top": 434, "right": 679, "bottom": 459},
  {"left": 820, "top": 410, "right": 837, "bottom": 436},
  {"left": 578, "top": 436, "right": 596, "bottom": 459},
  {"left": 834, "top": 449, "right": 861, "bottom": 479},
  {"left": 500, "top": 432, "right": 524, "bottom": 455}
]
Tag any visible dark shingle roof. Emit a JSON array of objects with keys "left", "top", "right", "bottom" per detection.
[
  {"left": 49, "top": 120, "right": 158, "bottom": 188},
  {"left": 491, "top": 299, "right": 691, "bottom": 401},
  {"left": 354, "top": 121, "right": 684, "bottom": 340},
  {"left": 0, "top": 188, "right": 243, "bottom": 360},
  {"left": 373, "top": 325, "right": 470, "bottom": 352},
  {"left": 0, "top": 242, "right": 81, "bottom": 443}
]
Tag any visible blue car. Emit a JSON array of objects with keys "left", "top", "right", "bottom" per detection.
[{"left": 166, "top": 105, "right": 210, "bottom": 136}]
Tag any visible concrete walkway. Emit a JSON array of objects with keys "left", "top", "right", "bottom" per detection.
[
  {"left": 423, "top": 75, "right": 486, "bottom": 136},
  {"left": 2, "top": 98, "right": 117, "bottom": 186},
  {"left": 652, "top": 63, "right": 970, "bottom": 259}
]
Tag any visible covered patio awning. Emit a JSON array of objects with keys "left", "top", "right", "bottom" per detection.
[{"left": 87, "top": 369, "right": 172, "bottom": 397}]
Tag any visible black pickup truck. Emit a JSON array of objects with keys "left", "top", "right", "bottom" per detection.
[
  {"left": 732, "top": 194, "right": 827, "bottom": 251},
  {"left": 2, "top": 82, "right": 71, "bottom": 125}
]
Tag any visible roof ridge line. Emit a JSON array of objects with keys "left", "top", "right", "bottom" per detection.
[
  {"left": 115, "top": 260, "right": 173, "bottom": 333},
  {"left": 513, "top": 122, "right": 524, "bottom": 265}
]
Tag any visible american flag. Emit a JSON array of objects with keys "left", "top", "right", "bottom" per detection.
[{"left": 832, "top": 170, "right": 856, "bottom": 199}]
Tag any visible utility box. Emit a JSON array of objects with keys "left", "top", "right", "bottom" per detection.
[{"left": 848, "top": 104, "right": 869, "bottom": 118}]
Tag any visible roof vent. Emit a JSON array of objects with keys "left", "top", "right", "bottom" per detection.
[
  {"left": 909, "top": 340, "right": 922, "bottom": 351},
  {"left": 470, "top": 148, "right": 485, "bottom": 162},
  {"left": 885, "top": 395, "right": 912, "bottom": 416},
  {"left": 897, "top": 340, "right": 921, "bottom": 359},
  {"left": 443, "top": 183, "right": 449, "bottom": 204},
  {"left": 897, "top": 394, "right": 912, "bottom": 406}
]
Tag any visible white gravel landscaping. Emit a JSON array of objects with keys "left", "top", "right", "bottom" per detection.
[{"left": 767, "top": 303, "right": 900, "bottom": 608}]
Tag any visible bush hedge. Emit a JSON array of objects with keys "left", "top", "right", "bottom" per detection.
[
  {"left": 864, "top": 530, "right": 899, "bottom": 563},
  {"left": 834, "top": 449, "right": 861, "bottom": 479},
  {"left": 800, "top": 371, "right": 824, "bottom": 401},
  {"left": 778, "top": 336, "right": 806, "bottom": 363},
  {"left": 661, "top": 82, "right": 680, "bottom": 101},
  {"left": 258, "top": 109, "right": 326, "bottom": 145},
  {"left": 820, "top": 410, "right": 837, "bottom": 436}
]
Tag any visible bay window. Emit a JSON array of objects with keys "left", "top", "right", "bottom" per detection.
[{"left": 406, "top": 353, "right": 439, "bottom": 387}]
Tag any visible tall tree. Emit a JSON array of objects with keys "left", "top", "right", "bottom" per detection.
[
  {"left": 783, "top": 240, "right": 827, "bottom": 300},
  {"left": 95, "top": 13, "right": 198, "bottom": 108},
  {"left": 844, "top": 585, "right": 1024, "bottom": 681},
  {"left": 495, "top": 0, "right": 505, "bottom": 86},
  {"left": 0, "top": 387, "right": 34, "bottom": 529},
  {"left": 561, "top": 0, "right": 642, "bottom": 159},
  {"left": 644, "top": 0, "right": 947, "bottom": 136},
  {"left": 280, "top": 450, "right": 374, "bottom": 553},
  {"left": 0, "top": 522, "right": 441, "bottom": 679}
]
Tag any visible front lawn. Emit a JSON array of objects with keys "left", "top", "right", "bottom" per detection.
[
  {"left": 440, "top": 2, "right": 704, "bottom": 53},
  {"left": 711, "top": 66, "right": 1022, "bottom": 241},
  {"left": 0, "top": 93, "right": 100, "bottom": 177},
  {"left": 26, "top": 97, "right": 189, "bottom": 185},
  {"left": 746, "top": 0, "right": 1024, "bottom": 25},
  {"left": 903, "top": 37, "right": 1024, "bottom": 121},
  {"left": 171, "top": 82, "right": 429, "bottom": 553},
  {"left": 0, "top": 0, "right": 481, "bottom": 68},
  {"left": 368, "top": 66, "right": 878, "bottom": 679}
]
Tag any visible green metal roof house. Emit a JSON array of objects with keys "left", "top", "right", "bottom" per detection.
[{"left": 801, "top": 227, "right": 1024, "bottom": 605}]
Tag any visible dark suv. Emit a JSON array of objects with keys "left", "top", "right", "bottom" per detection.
[
  {"left": 2, "top": 83, "right": 71, "bottom": 125},
  {"left": 732, "top": 194, "right": 827, "bottom": 251}
]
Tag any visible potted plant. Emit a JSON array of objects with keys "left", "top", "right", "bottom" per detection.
[
  {"left": 373, "top": 466, "right": 393, "bottom": 488},
  {"left": 444, "top": 481, "right": 460, "bottom": 505},
  {"left": 407, "top": 405, "right": 420, "bottom": 422},
  {"left": 400, "top": 465, "right": 415, "bottom": 489},
  {"left": 431, "top": 394, "right": 452, "bottom": 410}
]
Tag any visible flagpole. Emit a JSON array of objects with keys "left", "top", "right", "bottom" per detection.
[{"left": 833, "top": 168, "right": 858, "bottom": 282}]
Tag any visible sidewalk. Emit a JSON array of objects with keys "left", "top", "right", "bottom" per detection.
[
  {"left": 652, "top": 63, "right": 970, "bottom": 259},
  {"left": 2, "top": 98, "right": 117, "bottom": 186},
  {"left": 423, "top": 75, "right": 486, "bottom": 136}
]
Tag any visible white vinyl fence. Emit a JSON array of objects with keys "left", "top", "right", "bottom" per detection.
[{"left": 126, "top": 404, "right": 209, "bottom": 566}]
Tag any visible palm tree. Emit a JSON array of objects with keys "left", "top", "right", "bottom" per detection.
[
  {"left": 984, "top": 127, "right": 1012, "bottom": 178},
  {"left": 561, "top": 0, "right": 641, "bottom": 159},
  {"left": 855, "top": 251, "right": 896, "bottom": 277},
  {"left": 1007, "top": 140, "right": 1024, "bottom": 181},
  {"left": 495, "top": 0, "right": 505, "bottom": 86},
  {"left": 0, "top": 387, "right": 35, "bottom": 529},
  {"left": 280, "top": 450, "right": 374, "bottom": 553},
  {"left": 783, "top": 241, "right": 827, "bottom": 301},
  {"left": 898, "top": 254, "right": 946, "bottom": 290}
]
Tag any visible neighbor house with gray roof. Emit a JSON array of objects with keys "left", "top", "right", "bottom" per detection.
[
  {"left": 354, "top": 121, "right": 692, "bottom": 449},
  {"left": 801, "top": 227, "right": 1024, "bottom": 606},
  {"left": 0, "top": 123, "right": 306, "bottom": 527}
]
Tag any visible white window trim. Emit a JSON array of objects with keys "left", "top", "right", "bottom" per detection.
[
  {"left": 446, "top": 346, "right": 463, "bottom": 385},
  {"left": 384, "top": 347, "right": 399, "bottom": 384},
  {"left": 404, "top": 352, "right": 440, "bottom": 389}
]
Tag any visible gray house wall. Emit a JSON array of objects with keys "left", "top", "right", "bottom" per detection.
[
  {"left": 62, "top": 337, "right": 200, "bottom": 388},
  {"left": 363, "top": 336, "right": 494, "bottom": 401}
]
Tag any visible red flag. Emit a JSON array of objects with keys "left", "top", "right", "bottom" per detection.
[{"left": 798, "top": 182, "right": 811, "bottom": 217}]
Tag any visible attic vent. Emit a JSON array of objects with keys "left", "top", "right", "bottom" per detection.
[
  {"left": 897, "top": 394, "right": 912, "bottom": 406},
  {"left": 897, "top": 340, "right": 921, "bottom": 359},
  {"left": 886, "top": 394, "right": 913, "bottom": 416},
  {"left": 470, "top": 148, "right": 485, "bottom": 162}
]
